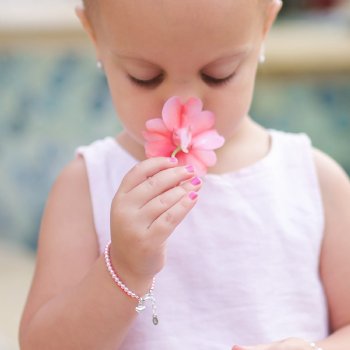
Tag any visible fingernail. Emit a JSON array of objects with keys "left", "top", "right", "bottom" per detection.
[
  {"left": 169, "top": 157, "right": 178, "bottom": 163},
  {"left": 185, "top": 165, "right": 194, "bottom": 173},
  {"left": 191, "top": 177, "right": 201, "bottom": 186},
  {"left": 188, "top": 191, "right": 198, "bottom": 201}
]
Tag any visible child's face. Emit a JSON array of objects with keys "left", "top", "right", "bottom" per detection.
[{"left": 79, "top": 0, "right": 281, "bottom": 148}]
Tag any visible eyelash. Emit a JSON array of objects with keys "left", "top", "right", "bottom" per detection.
[
  {"left": 128, "top": 72, "right": 235, "bottom": 88},
  {"left": 129, "top": 74, "right": 164, "bottom": 87},
  {"left": 202, "top": 73, "right": 235, "bottom": 86}
]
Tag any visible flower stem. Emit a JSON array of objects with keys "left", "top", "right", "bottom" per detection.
[{"left": 171, "top": 146, "right": 182, "bottom": 158}]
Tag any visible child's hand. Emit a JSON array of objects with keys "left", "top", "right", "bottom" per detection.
[
  {"left": 109, "top": 157, "right": 201, "bottom": 288},
  {"left": 232, "top": 338, "right": 321, "bottom": 350}
]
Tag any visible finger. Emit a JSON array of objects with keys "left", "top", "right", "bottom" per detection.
[
  {"left": 119, "top": 156, "right": 179, "bottom": 193},
  {"left": 180, "top": 176, "right": 202, "bottom": 192},
  {"left": 140, "top": 186, "right": 187, "bottom": 227},
  {"left": 128, "top": 165, "right": 196, "bottom": 208},
  {"left": 148, "top": 190, "right": 199, "bottom": 244},
  {"left": 140, "top": 177, "right": 202, "bottom": 226}
]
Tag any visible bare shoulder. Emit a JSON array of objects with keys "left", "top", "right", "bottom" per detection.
[
  {"left": 313, "top": 148, "right": 350, "bottom": 198},
  {"left": 20, "top": 156, "right": 99, "bottom": 334},
  {"left": 40, "top": 155, "right": 99, "bottom": 261},
  {"left": 312, "top": 148, "right": 350, "bottom": 331}
]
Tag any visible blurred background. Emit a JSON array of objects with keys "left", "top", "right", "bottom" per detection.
[{"left": 0, "top": 0, "right": 349, "bottom": 349}]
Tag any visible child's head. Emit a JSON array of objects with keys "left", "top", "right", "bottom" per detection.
[{"left": 77, "top": 0, "right": 282, "bottom": 148}]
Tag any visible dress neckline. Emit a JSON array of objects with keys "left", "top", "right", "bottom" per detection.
[{"left": 108, "top": 128, "right": 278, "bottom": 179}]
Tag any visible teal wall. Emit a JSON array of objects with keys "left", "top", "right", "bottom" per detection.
[
  {"left": 1, "top": 49, "right": 349, "bottom": 250},
  {"left": 253, "top": 74, "right": 350, "bottom": 174}
]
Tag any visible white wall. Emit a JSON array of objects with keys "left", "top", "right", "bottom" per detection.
[{"left": 0, "top": 0, "right": 81, "bottom": 30}]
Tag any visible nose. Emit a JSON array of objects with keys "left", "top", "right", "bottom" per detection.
[
  {"left": 177, "top": 94, "right": 198, "bottom": 104},
  {"left": 166, "top": 90, "right": 203, "bottom": 106},
  {"left": 163, "top": 79, "right": 204, "bottom": 105}
]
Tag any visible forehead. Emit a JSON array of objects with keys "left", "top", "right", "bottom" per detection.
[{"left": 96, "top": 0, "right": 262, "bottom": 64}]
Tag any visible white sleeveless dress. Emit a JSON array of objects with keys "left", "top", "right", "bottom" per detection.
[{"left": 76, "top": 129, "right": 329, "bottom": 349}]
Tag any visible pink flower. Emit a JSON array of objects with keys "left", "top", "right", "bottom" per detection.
[{"left": 143, "top": 96, "right": 225, "bottom": 175}]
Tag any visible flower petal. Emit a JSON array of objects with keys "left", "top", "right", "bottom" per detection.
[
  {"left": 188, "top": 110, "right": 215, "bottom": 136},
  {"left": 142, "top": 131, "right": 171, "bottom": 142},
  {"left": 145, "top": 140, "right": 175, "bottom": 158},
  {"left": 183, "top": 97, "right": 203, "bottom": 119},
  {"left": 145, "top": 118, "right": 170, "bottom": 136},
  {"left": 192, "top": 130, "right": 225, "bottom": 150},
  {"left": 175, "top": 152, "right": 188, "bottom": 167},
  {"left": 191, "top": 149, "right": 217, "bottom": 167},
  {"left": 181, "top": 152, "right": 208, "bottom": 176},
  {"left": 162, "top": 96, "right": 182, "bottom": 130}
]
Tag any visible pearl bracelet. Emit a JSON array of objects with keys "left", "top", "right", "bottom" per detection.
[
  {"left": 310, "top": 342, "right": 323, "bottom": 350},
  {"left": 104, "top": 241, "right": 158, "bottom": 325}
]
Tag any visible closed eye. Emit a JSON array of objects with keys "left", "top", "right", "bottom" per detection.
[
  {"left": 128, "top": 72, "right": 235, "bottom": 88},
  {"left": 128, "top": 74, "right": 164, "bottom": 87},
  {"left": 201, "top": 72, "right": 235, "bottom": 86}
]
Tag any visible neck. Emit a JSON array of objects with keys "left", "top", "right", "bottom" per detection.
[
  {"left": 116, "top": 131, "right": 147, "bottom": 162},
  {"left": 210, "top": 116, "right": 270, "bottom": 174}
]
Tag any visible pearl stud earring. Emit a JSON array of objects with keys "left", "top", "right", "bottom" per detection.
[{"left": 259, "top": 45, "right": 266, "bottom": 64}]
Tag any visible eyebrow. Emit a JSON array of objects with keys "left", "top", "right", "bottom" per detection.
[
  {"left": 205, "top": 50, "right": 249, "bottom": 68},
  {"left": 112, "top": 54, "right": 160, "bottom": 68},
  {"left": 109, "top": 47, "right": 250, "bottom": 68}
]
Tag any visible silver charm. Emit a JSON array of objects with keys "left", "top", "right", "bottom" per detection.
[
  {"left": 135, "top": 299, "right": 147, "bottom": 313},
  {"left": 135, "top": 293, "right": 159, "bottom": 325},
  {"left": 152, "top": 315, "right": 159, "bottom": 325}
]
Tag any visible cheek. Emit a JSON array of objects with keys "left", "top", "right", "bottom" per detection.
[
  {"left": 209, "top": 66, "right": 257, "bottom": 135},
  {"left": 230, "top": 56, "right": 258, "bottom": 110},
  {"left": 105, "top": 73, "right": 163, "bottom": 141}
]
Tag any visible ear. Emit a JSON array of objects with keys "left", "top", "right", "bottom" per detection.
[
  {"left": 262, "top": 0, "right": 283, "bottom": 40},
  {"left": 75, "top": 6, "right": 99, "bottom": 53}
]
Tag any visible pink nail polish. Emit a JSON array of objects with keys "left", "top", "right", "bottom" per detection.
[
  {"left": 185, "top": 165, "right": 194, "bottom": 173},
  {"left": 169, "top": 157, "right": 178, "bottom": 163},
  {"left": 188, "top": 191, "right": 198, "bottom": 201},
  {"left": 191, "top": 177, "right": 201, "bottom": 186}
]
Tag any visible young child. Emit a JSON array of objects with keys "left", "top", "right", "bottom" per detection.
[{"left": 19, "top": 0, "right": 350, "bottom": 349}]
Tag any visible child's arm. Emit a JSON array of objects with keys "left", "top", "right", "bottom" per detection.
[
  {"left": 19, "top": 156, "right": 200, "bottom": 350},
  {"left": 232, "top": 148, "right": 350, "bottom": 350},
  {"left": 315, "top": 148, "right": 350, "bottom": 350}
]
